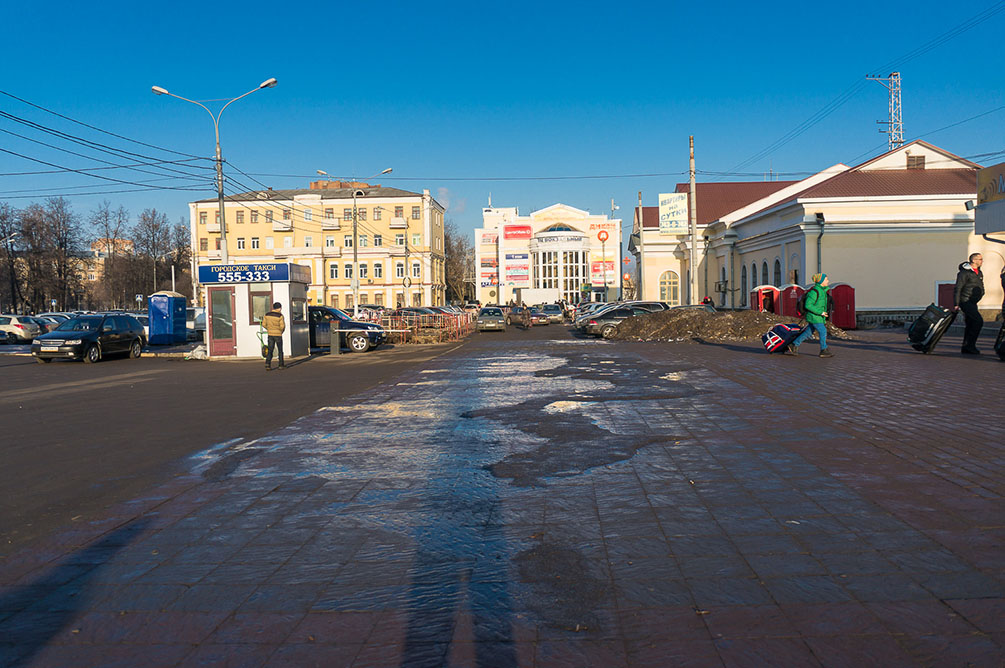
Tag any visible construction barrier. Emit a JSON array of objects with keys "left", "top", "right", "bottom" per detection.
[{"left": 379, "top": 311, "right": 475, "bottom": 344}]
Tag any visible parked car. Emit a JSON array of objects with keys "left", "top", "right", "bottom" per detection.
[
  {"left": 186, "top": 307, "right": 206, "bottom": 341},
  {"left": 539, "top": 304, "right": 565, "bottom": 323},
  {"left": 0, "top": 315, "right": 42, "bottom": 343},
  {"left": 307, "top": 306, "right": 386, "bottom": 352},
  {"left": 37, "top": 312, "right": 70, "bottom": 322},
  {"left": 476, "top": 307, "right": 506, "bottom": 332},
  {"left": 584, "top": 305, "right": 653, "bottom": 338},
  {"left": 390, "top": 307, "right": 439, "bottom": 328},
  {"left": 23, "top": 316, "right": 55, "bottom": 334},
  {"left": 529, "top": 308, "right": 550, "bottom": 326},
  {"left": 31, "top": 314, "right": 146, "bottom": 363}
]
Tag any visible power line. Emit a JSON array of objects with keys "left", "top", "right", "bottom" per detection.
[
  {"left": 0, "top": 156, "right": 215, "bottom": 177},
  {"left": 727, "top": 1, "right": 1005, "bottom": 173},
  {"left": 0, "top": 146, "right": 218, "bottom": 193},
  {"left": 0, "top": 185, "right": 211, "bottom": 200},
  {"left": 0, "top": 174, "right": 214, "bottom": 196},
  {"left": 0, "top": 89, "right": 206, "bottom": 159},
  {"left": 226, "top": 167, "right": 690, "bottom": 182},
  {"left": 0, "top": 109, "right": 213, "bottom": 180}
]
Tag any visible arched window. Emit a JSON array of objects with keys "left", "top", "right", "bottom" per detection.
[
  {"left": 761, "top": 261, "right": 769, "bottom": 286},
  {"left": 720, "top": 267, "right": 727, "bottom": 305},
  {"left": 659, "top": 270, "right": 680, "bottom": 305},
  {"left": 751, "top": 263, "right": 757, "bottom": 287},
  {"left": 773, "top": 259, "right": 782, "bottom": 287},
  {"left": 740, "top": 265, "right": 748, "bottom": 304}
]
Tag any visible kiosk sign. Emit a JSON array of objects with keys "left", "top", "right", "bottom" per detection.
[{"left": 198, "top": 263, "right": 310, "bottom": 284}]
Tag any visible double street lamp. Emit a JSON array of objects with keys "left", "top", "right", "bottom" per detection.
[
  {"left": 316, "top": 168, "right": 392, "bottom": 317},
  {"left": 151, "top": 78, "right": 278, "bottom": 265}
]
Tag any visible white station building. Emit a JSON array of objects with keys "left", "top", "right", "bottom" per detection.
[{"left": 474, "top": 204, "right": 622, "bottom": 305}]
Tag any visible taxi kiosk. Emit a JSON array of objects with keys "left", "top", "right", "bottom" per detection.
[{"left": 197, "top": 262, "right": 311, "bottom": 359}]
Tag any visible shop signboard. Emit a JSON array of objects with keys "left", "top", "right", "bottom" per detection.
[
  {"left": 480, "top": 231, "right": 498, "bottom": 245},
  {"left": 658, "top": 193, "right": 688, "bottom": 235},
  {"left": 504, "top": 253, "right": 530, "bottom": 286},
  {"left": 590, "top": 261, "right": 616, "bottom": 284},
  {"left": 976, "top": 161, "right": 1005, "bottom": 235},
  {"left": 480, "top": 258, "right": 498, "bottom": 268},
  {"left": 480, "top": 269, "right": 498, "bottom": 288},
  {"left": 503, "top": 225, "right": 532, "bottom": 240}
]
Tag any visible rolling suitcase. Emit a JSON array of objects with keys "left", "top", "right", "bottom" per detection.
[
  {"left": 762, "top": 323, "right": 805, "bottom": 354},
  {"left": 908, "top": 303, "right": 957, "bottom": 354},
  {"left": 995, "top": 321, "right": 1005, "bottom": 361}
]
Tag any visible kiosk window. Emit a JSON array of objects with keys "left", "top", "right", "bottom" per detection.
[
  {"left": 291, "top": 298, "right": 307, "bottom": 322},
  {"left": 250, "top": 291, "right": 272, "bottom": 325}
]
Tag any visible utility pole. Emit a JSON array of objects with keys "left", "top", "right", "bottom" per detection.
[
  {"left": 689, "top": 136, "right": 698, "bottom": 305},
  {"left": 636, "top": 191, "right": 644, "bottom": 301},
  {"left": 352, "top": 188, "right": 361, "bottom": 317},
  {"left": 867, "top": 72, "right": 903, "bottom": 150}
]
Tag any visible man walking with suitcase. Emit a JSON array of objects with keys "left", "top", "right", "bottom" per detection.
[
  {"left": 953, "top": 253, "right": 985, "bottom": 355},
  {"left": 786, "top": 273, "right": 833, "bottom": 358}
]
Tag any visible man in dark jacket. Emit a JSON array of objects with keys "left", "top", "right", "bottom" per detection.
[{"left": 953, "top": 253, "right": 984, "bottom": 355}]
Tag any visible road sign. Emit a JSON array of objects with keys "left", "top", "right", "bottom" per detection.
[{"left": 597, "top": 230, "right": 609, "bottom": 242}]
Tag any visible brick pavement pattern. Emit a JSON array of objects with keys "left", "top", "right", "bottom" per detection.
[{"left": 1, "top": 331, "right": 1003, "bottom": 667}]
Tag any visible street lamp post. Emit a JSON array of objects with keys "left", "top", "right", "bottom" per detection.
[
  {"left": 152, "top": 78, "right": 277, "bottom": 265},
  {"left": 316, "top": 168, "right": 392, "bottom": 318}
]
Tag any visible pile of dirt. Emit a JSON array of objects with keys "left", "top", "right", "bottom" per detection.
[{"left": 610, "top": 309, "right": 850, "bottom": 343}]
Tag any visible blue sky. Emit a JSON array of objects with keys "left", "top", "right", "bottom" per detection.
[{"left": 2, "top": 0, "right": 1003, "bottom": 259}]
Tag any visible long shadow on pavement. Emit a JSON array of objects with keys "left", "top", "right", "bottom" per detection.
[{"left": 0, "top": 518, "right": 151, "bottom": 667}]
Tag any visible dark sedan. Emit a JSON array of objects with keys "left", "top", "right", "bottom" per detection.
[
  {"left": 308, "top": 306, "right": 386, "bottom": 352},
  {"left": 31, "top": 314, "right": 146, "bottom": 363},
  {"left": 584, "top": 305, "right": 653, "bottom": 339}
]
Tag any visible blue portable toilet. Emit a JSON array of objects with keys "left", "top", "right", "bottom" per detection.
[{"left": 148, "top": 291, "right": 187, "bottom": 345}]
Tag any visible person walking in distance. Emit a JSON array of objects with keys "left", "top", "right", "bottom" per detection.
[
  {"left": 263, "top": 302, "right": 286, "bottom": 370},
  {"left": 954, "top": 253, "right": 985, "bottom": 355},
  {"left": 786, "top": 273, "right": 833, "bottom": 358}
]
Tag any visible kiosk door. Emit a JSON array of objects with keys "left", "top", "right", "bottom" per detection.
[{"left": 208, "top": 287, "right": 237, "bottom": 356}]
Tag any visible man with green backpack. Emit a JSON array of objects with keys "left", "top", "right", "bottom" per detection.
[{"left": 786, "top": 273, "right": 833, "bottom": 358}]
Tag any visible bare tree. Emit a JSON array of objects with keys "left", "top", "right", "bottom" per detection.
[
  {"left": 443, "top": 219, "right": 474, "bottom": 303},
  {"left": 0, "top": 202, "right": 22, "bottom": 312},
  {"left": 132, "top": 208, "right": 172, "bottom": 292},
  {"left": 88, "top": 200, "right": 131, "bottom": 308}
]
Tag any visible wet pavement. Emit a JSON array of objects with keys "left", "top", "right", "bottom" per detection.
[{"left": 1, "top": 325, "right": 1003, "bottom": 667}]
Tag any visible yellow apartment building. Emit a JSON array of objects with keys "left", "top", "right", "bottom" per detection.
[{"left": 188, "top": 181, "right": 445, "bottom": 309}]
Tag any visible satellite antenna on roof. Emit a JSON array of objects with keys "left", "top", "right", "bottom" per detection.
[{"left": 866, "top": 72, "right": 904, "bottom": 151}]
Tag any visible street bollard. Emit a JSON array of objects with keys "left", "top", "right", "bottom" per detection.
[{"left": 330, "top": 318, "right": 341, "bottom": 356}]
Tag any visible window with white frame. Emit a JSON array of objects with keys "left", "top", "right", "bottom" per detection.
[
  {"left": 374, "top": 262, "right": 383, "bottom": 279},
  {"left": 343, "top": 208, "right": 352, "bottom": 221},
  {"left": 373, "top": 234, "right": 382, "bottom": 247},
  {"left": 237, "top": 238, "right": 246, "bottom": 250},
  {"left": 359, "top": 234, "right": 368, "bottom": 248},
  {"left": 325, "top": 235, "right": 335, "bottom": 248},
  {"left": 264, "top": 237, "right": 272, "bottom": 249},
  {"left": 345, "top": 264, "right": 353, "bottom": 279},
  {"left": 236, "top": 211, "right": 244, "bottom": 224},
  {"left": 395, "top": 233, "right": 405, "bottom": 246},
  {"left": 304, "top": 209, "right": 312, "bottom": 222},
  {"left": 325, "top": 208, "right": 334, "bottom": 219},
  {"left": 344, "top": 235, "right": 353, "bottom": 248},
  {"left": 412, "top": 233, "right": 421, "bottom": 246},
  {"left": 374, "top": 208, "right": 382, "bottom": 221},
  {"left": 329, "top": 263, "right": 339, "bottom": 279},
  {"left": 358, "top": 208, "right": 367, "bottom": 221},
  {"left": 252, "top": 237, "right": 260, "bottom": 249},
  {"left": 251, "top": 210, "right": 259, "bottom": 223},
  {"left": 411, "top": 206, "right": 420, "bottom": 220},
  {"left": 304, "top": 236, "right": 313, "bottom": 247},
  {"left": 199, "top": 212, "right": 207, "bottom": 225},
  {"left": 395, "top": 262, "right": 405, "bottom": 278},
  {"left": 411, "top": 262, "right": 420, "bottom": 278},
  {"left": 284, "top": 236, "right": 293, "bottom": 248},
  {"left": 359, "top": 264, "right": 368, "bottom": 279}
]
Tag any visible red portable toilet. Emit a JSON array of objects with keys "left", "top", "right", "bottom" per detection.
[
  {"left": 828, "top": 283, "right": 856, "bottom": 330},
  {"left": 778, "top": 284, "right": 806, "bottom": 317},
  {"left": 750, "top": 285, "right": 780, "bottom": 313}
]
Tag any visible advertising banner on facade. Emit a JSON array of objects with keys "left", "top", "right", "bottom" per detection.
[
  {"left": 480, "top": 258, "right": 498, "bottom": 268},
  {"left": 658, "top": 193, "right": 689, "bottom": 235},
  {"left": 480, "top": 270, "right": 498, "bottom": 288},
  {"left": 504, "top": 253, "right": 530, "bottom": 287},
  {"left": 503, "top": 225, "right": 532, "bottom": 240},
  {"left": 480, "top": 231, "right": 498, "bottom": 245},
  {"left": 590, "top": 261, "right": 616, "bottom": 284},
  {"left": 976, "top": 161, "right": 1005, "bottom": 235}
]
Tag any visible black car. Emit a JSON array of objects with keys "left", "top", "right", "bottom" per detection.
[
  {"left": 31, "top": 314, "right": 146, "bottom": 363},
  {"left": 308, "top": 306, "right": 386, "bottom": 353},
  {"left": 584, "top": 305, "right": 653, "bottom": 339}
]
